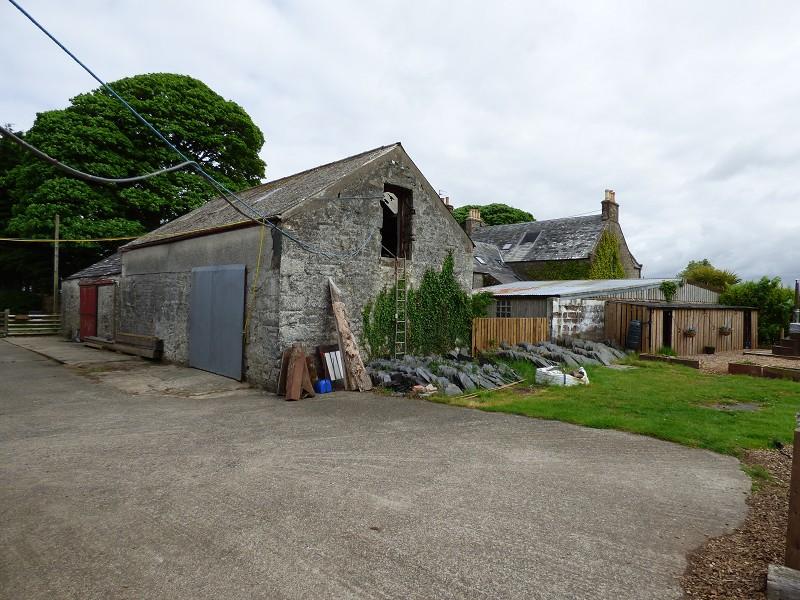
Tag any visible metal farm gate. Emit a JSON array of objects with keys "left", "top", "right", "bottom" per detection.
[{"left": 188, "top": 264, "right": 246, "bottom": 380}]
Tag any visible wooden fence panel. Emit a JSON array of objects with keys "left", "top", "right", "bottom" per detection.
[{"left": 472, "top": 317, "right": 549, "bottom": 354}]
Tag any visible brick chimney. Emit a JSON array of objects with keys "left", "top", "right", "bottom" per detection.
[
  {"left": 601, "top": 189, "right": 619, "bottom": 222},
  {"left": 465, "top": 208, "right": 483, "bottom": 236}
]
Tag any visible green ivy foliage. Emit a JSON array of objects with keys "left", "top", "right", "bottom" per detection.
[
  {"left": 659, "top": 280, "right": 678, "bottom": 302},
  {"left": 588, "top": 230, "right": 625, "bottom": 279},
  {"left": 362, "top": 254, "right": 492, "bottom": 358},
  {"left": 520, "top": 260, "right": 592, "bottom": 280}
]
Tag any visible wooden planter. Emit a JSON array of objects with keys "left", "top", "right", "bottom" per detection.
[
  {"left": 719, "top": 326, "right": 732, "bottom": 336},
  {"left": 684, "top": 328, "right": 697, "bottom": 338},
  {"left": 728, "top": 362, "right": 763, "bottom": 377}
]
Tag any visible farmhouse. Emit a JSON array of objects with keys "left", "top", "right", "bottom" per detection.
[
  {"left": 62, "top": 143, "right": 472, "bottom": 388},
  {"left": 469, "top": 190, "right": 642, "bottom": 281}
]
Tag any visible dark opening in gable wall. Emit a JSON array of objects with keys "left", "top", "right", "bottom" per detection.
[{"left": 381, "top": 183, "right": 413, "bottom": 259}]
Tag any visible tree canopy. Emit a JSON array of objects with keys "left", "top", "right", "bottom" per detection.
[
  {"left": 452, "top": 203, "right": 534, "bottom": 227},
  {"left": 678, "top": 259, "right": 740, "bottom": 293},
  {"left": 0, "top": 73, "right": 266, "bottom": 300},
  {"left": 720, "top": 277, "right": 794, "bottom": 344}
]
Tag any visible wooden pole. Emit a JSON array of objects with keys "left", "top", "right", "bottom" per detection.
[
  {"left": 52, "top": 214, "right": 60, "bottom": 314},
  {"left": 786, "top": 415, "right": 800, "bottom": 570}
]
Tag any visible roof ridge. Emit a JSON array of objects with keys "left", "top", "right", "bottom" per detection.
[{"left": 256, "top": 142, "right": 400, "bottom": 190}]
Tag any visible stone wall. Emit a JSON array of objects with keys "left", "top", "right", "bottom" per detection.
[
  {"left": 61, "top": 279, "right": 80, "bottom": 339},
  {"left": 96, "top": 285, "right": 115, "bottom": 339},
  {"left": 604, "top": 221, "right": 641, "bottom": 278},
  {"left": 550, "top": 298, "right": 607, "bottom": 342},
  {"left": 117, "top": 146, "right": 471, "bottom": 390},
  {"left": 120, "top": 226, "right": 280, "bottom": 384},
  {"left": 276, "top": 147, "right": 473, "bottom": 371},
  {"left": 61, "top": 278, "right": 119, "bottom": 340}
]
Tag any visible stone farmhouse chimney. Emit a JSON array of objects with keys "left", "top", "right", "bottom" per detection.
[
  {"left": 465, "top": 208, "right": 484, "bottom": 236},
  {"left": 602, "top": 189, "right": 619, "bottom": 222},
  {"left": 440, "top": 195, "right": 454, "bottom": 212}
]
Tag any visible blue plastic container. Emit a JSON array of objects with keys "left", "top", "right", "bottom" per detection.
[{"left": 314, "top": 378, "right": 332, "bottom": 394}]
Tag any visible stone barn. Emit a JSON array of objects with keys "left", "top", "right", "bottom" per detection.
[
  {"left": 62, "top": 252, "right": 122, "bottom": 341},
  {"left": 113, "top": 143, "right": 472, "bottom": 388}
]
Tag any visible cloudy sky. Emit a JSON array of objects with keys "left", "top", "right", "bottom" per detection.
[{"left": 2, "top": 0, "right": 799, "bottom": 284}]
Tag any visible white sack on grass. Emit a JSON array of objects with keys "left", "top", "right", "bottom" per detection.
[{"left": 535, "top": 366, "right": 590, "bottom": 386}]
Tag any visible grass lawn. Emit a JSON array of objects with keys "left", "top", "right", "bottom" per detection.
[{"left": 434, "top": 359, "right": 800, "bottom": 456}]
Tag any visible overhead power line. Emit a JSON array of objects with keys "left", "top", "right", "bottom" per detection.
[
  {"left": 6, "top": 0, "right": 376, "bottom": 260},
  {"left": 0, "top": 125, "right": 196, "bottom": 184}
]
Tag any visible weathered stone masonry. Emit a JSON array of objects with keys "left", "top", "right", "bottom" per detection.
[{"left": 117, "top": 145, "right": 472, "bottom": 390}]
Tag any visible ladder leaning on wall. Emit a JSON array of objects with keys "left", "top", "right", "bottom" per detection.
[{"left": 394, "top": 257, "right": 407, "bottom": 359}]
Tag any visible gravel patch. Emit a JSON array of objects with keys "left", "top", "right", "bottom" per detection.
[
  {"left": 684, "top": 350, "right": 800, "bottom": 374},
  {"left": 682, "top": 448, "right": 791, "bottom": 599}
]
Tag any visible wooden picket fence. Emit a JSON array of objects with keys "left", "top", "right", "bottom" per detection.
[{"left": 472, "top": 317, "right": 549, "bottom": 354}]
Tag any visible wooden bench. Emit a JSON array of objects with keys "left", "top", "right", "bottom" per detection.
[{"left": 84, "top": 332, "right": 163, "bottom": 360}]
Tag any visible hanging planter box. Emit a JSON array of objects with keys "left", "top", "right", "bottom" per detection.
[
  {"left": 719, "top": 325, "right": 732, "bottom": 336},
  {"left": 684, "top": 327, "right": 697, "bottom": 338}
]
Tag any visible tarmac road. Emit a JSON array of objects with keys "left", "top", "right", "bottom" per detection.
[{"left": 0, "top": 339, "right": 748, "bottom": 599}]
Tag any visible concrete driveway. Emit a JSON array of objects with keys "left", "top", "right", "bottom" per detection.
[{"left": 0, "top": 339, "right": 748, "bottom": 599}]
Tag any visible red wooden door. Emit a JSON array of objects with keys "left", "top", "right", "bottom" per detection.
[{"left": 79, "top": 285, "right": 98, "bottom": 339}]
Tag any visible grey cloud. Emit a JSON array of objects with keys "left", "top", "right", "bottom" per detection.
[{"left": 2, "top": 0, "right": 799, "bottom": 285}]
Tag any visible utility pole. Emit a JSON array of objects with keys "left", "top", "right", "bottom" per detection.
[{"left": 52, "top": 214, "right": 60, "bottom": 314}]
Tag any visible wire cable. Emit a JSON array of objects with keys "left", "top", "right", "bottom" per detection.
[
  {"left": 0, "top": 125, "right": 196, "bottom": 185},
  {"left": 7, "top": 0, "right": 377, "bottom": 261}
]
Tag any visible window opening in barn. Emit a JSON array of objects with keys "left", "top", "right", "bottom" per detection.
[
  {"left": 522, "top": 230, "right": 540, "bottom": 244},
  {"left": 496, "top": 299, "right": 511, "bottom": 318},
  {"left": 381, "top": 184, "right": 413, "bottom": 259}
]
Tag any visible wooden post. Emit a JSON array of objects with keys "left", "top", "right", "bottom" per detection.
[
  {"left": 328, "top": 278, "right": 372, "bottom": 392},
  {"left": 52, "top": 214, "right": 60, "bottom": 314},
  {"left": 786, "top": 416, "right": 800, "bottom": 570},
  {"left": 2, "top": 308, "right": 8, "bottom": 337}
]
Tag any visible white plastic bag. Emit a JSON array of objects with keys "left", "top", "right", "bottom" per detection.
[{"left": 535, "top": 366, "right": 590, "bottom": 386}]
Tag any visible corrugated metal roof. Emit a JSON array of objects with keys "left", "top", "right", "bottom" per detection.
[
  {"left": 473, "top": 241, "right": 519, "bottom": 284},
  {"left": 470, "top": 215, "right": 604, "bottom": 261},
  {"left": 475, "top": 278, "right": 679, "bottom": 297},
  {"left": 65, "top": 252, "right": 122, "bottom": 280},
  {"left": 606, "top": 299, "right": 756, "bottom": 310},
  {"left": 125, "top": 143, "right": 400, "bottom": 249}
]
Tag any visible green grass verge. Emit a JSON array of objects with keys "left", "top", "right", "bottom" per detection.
[{"left": 435, "top": 359, "right": 800, "bottom": 456}]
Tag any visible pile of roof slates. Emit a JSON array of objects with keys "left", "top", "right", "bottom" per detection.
[
  {"left": 367, "top": 351, "right": 521, "bottom": 396},
  {"left": 494, "top": 339, "right": 626, "bottom": 368}
]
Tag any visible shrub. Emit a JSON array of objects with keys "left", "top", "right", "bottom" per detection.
[{"left": 720, "top": 277, "right": 794, "bottom": 344}]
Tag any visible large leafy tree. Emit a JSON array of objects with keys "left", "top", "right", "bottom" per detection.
[
  {"left": 720, "top": 277, "right": 794, "bottom": 344},
  {"left": 452, "top": 203, "right": 534, "bottom": 226},
  {"left": 1, "top": 73, "right": 265, "bottom": 294},
  {"left": 678, "top": 259, "right": 740, "bottom": 293}
]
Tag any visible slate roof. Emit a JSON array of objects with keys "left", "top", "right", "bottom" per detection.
[
  {"left": 470, "top": 215, "right": 605, "bottom": 262},
  {"left": 125, "top": 143, "right": 400, "bottom": 249},
  {"left": 476, "top": 278, "right": 679, "bottom": 297},
  {"left": 473, "top": 241, "right": 520, "bottom": 284},
  {"left": 66, "top": 252, "right": 122, "bottom": 280}
]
